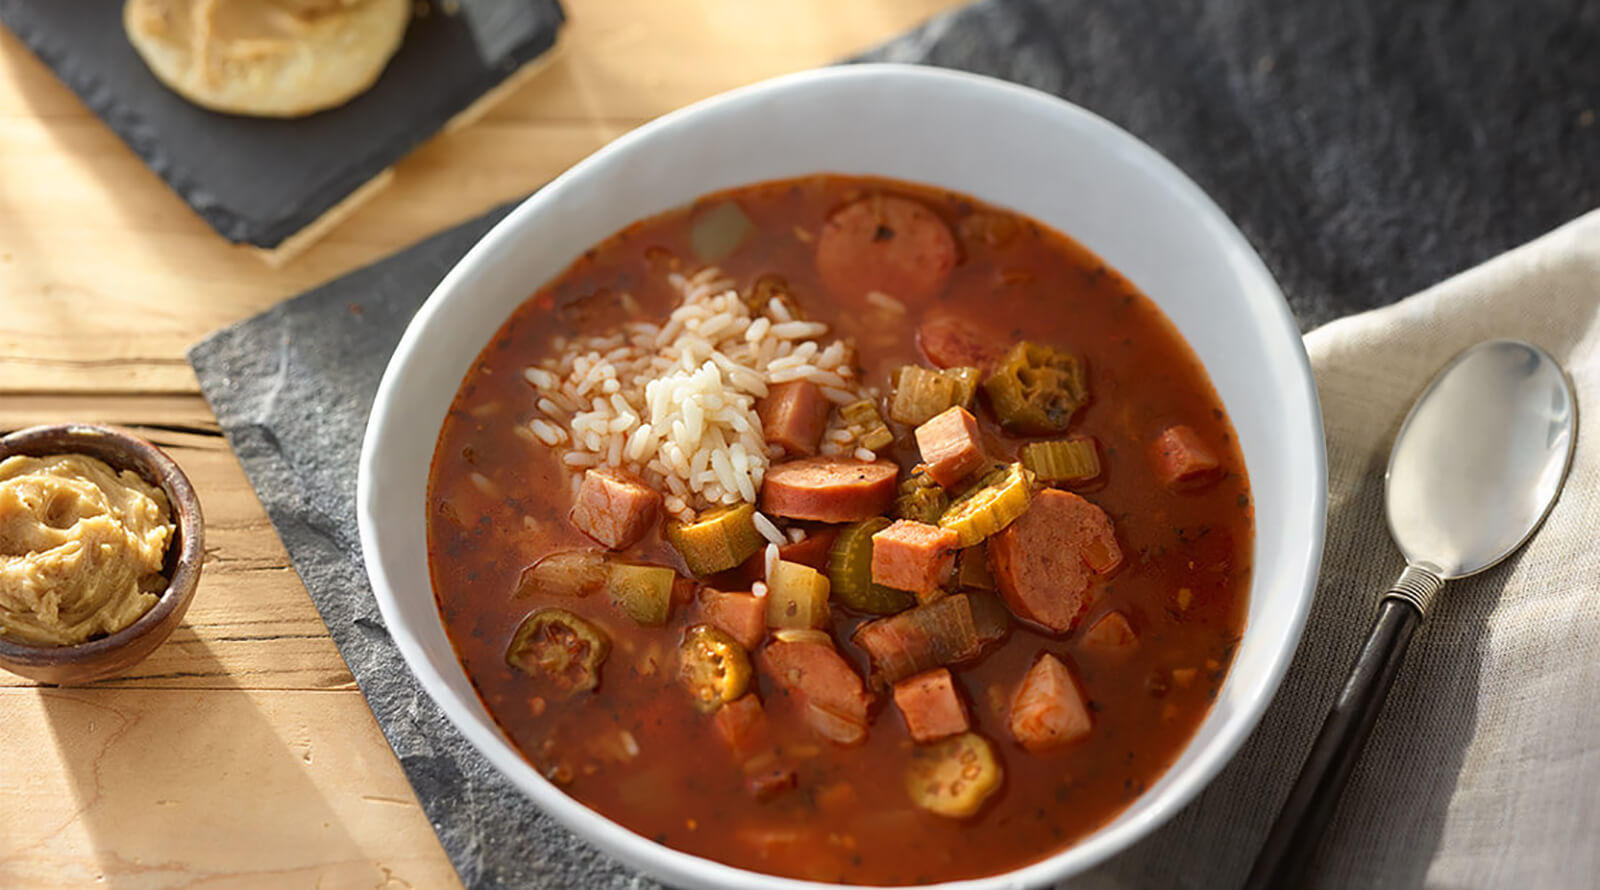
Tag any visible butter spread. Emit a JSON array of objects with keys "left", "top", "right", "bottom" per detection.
[{"left": 0, "top": 454, "right": 174, "bottom": 646}]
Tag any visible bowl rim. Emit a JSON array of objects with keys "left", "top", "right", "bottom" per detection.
[
  {"left": 359, "top": 62, "right": 1327, "bottom": 890},
  {"left": 0, "top": 423, "right": 206, "bottom": 662}
]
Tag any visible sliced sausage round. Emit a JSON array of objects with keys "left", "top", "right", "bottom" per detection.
[
  {"left": 816, "top": 195, "right": 956, "bottom": 307},
  {"left": 917, "top": 313, "right": 1008, "bottom": 370},
  {"left": 987, "top": 490, "right": 1123, "bottom": 633},
  {"left": 760, "top": 637, "right": 873, "bottom": 746},
  {"left": 760, "top": 457, "right": 899, "bottom": 523}
]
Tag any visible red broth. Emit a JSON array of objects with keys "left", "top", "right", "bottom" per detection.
[{"left": 427, "top": 175, "right": 1251, "bottom": 884}]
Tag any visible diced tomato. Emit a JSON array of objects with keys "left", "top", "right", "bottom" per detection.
[
  {"left": 1009, "top": 653, "right": 1092, "bottom": 751},
  {"left": 1081, "top": 610, "right": 1138, "bottom": 652},
  {"left": 892, "top": 668, "right": 970, "bottom": 743},
  {"left": 713, "top": 693, "right": 769, "bottom": 757},
  {"left": 777, "top": 527, "right": 839, "bottom": 571},
  {"left": 1152, "top": 425, "right": 1222, "bottom": 488}
]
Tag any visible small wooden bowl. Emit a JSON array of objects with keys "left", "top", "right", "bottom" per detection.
[{"left": 0, "top": 424, "right": 205, "bottom": 685}]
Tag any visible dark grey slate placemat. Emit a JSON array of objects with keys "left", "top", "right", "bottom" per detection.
[
  {"left": 188, "top": 1, "right": 1600, "bottom": 887},
  {"left": 0, "top": 0, "right": 562, "bottom": 249}
]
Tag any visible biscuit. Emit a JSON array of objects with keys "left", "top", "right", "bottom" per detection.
[{"left": 124, "top": 0, "right": 410, "bottom": 118}]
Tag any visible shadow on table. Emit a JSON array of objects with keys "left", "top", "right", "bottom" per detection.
[
  {"left": 34, "top": 635, "right": 379, "bottom": 888},
  {"left": 1064, "top": 443, "right": 1511, "bottom": 890}
]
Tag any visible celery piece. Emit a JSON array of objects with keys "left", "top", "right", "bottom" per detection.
[
  {"left": 889, "top": 365, "right": 960, "bottom": 426},
  {"left": 607, "top": 563, "right": 677, "bottom": 626},
  {"left": 955, "top": 545, "right": 995, "bottom": 590},
  {"left": 942, "top": 366, "right": 982, "bottom": 409},
  {"left": 766, "top": 559, "right": 831, "bottom": 629},
  {"left": 841, "top": 399, "right": 894, "bottom": 452},
  {"left": 1020, "top": 438, "right": 1102, "bottom": 483}
]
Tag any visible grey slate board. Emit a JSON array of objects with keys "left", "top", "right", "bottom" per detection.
[
  {"left": 187, "top": 0, "right": 1600, "bottom": 887},
  {"left": 0, "top": 0, "right": 563, "bottom": 249}
]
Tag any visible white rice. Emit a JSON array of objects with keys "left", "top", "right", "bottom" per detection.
[
  {"left": 865, "top": 290, "right": 906, "bottom": 314},
  {"left": 752, "top": 510, "right": 786, "bottom": 547},
  {"left": 522, "top": 265, "right": 870, "bottom": 520}
]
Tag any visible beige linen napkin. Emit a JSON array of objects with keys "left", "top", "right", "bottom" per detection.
[{"left": 1070, "top": 210, "right": 1600, "bottom": 890}]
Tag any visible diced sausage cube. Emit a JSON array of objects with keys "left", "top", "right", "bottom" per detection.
[
  {"left": 1009, "top": 653, "right": 1091, "bottom": 751},
  {"left": 1081, "top": 610, "right": 1138, "bottom": 652},
  {"left": 570, "top": 467, "right": 661, "bottom": 550},
  {"left": 871, "top": 519, "right": 959, "bottom": 600},
  {"left": 759, "top": 637, "right": 873, "bottom": 746},
  {"left": 1152, "top": 425, "right": 1222, "bottom": 488},
  {"left": 698, "top": 590, "right": 767, "bottom": 651},
  {"left": 713, "top": 693, "right": 769, "bottom": 757},
  {"left": 757, "top": 380, "right": 831, "bottom": 457},
  {"left": 760, "top": 457, "right": 899, "bottom": 523},
  {"left": 988, "top": 490, "right": 1123, "bottom": 633},
  {"left": 891, "top": 668, "right": 970, "bottom": 743},
  {"left": 914, "top": 406, "right": 987, "bottom": 489}
]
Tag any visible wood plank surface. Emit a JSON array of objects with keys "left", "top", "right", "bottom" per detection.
[
  {"left": 0, "top": 1, "right": 965, "bottom": 886},
  {"left": 0, "top": 687, "right": 459, "bottom": 889}
]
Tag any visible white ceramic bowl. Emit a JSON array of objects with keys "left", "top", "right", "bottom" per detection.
[{"left": 359, "top": 63, "right": 1326, "bottom": 890}]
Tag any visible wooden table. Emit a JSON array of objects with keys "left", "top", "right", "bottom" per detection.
[{"left": 0, "top": 2, "right": 964, "bottom": 885}]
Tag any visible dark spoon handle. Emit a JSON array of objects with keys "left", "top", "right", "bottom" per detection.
[{"left": 1243, "top": 598, "right": 1422, "bottom": 890}]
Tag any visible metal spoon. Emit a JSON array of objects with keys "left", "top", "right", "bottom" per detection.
[{"left": 1245, "top": 338, "right": 1577, "bottom": 889}]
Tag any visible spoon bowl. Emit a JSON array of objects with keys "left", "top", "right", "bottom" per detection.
[{"left": 1386, "top": 339, "right": 1577, "bottom": 580}]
